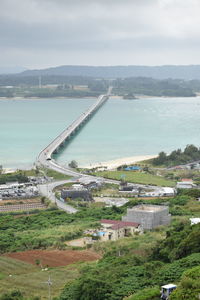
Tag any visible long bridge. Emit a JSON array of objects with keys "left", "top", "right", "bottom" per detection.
[{"left": 36, "top": 87, "right": 112, "bottom": 176}]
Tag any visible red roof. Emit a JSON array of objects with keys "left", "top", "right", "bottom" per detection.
[
  {"left": 100, "top": 219, "right": 139, "bottom": 228},
  {"left": 181, "top": 178, "right": 193, "bottom": 182}
]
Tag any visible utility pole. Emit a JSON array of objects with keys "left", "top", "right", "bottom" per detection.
[{"left": 43, "top": 276, "right": 52, "bottom": 300}]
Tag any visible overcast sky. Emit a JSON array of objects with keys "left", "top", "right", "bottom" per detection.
[{"left": 1, "top": 0, "right": 200, "bottom": 69}]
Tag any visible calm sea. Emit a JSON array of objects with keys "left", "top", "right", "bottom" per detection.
[{"left": 0, "top": 97, "right": 200, "bottom": 169}]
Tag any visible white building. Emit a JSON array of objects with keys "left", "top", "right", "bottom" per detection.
[{"left": 176, "top": 181, "right": 196, "bottom": 189}]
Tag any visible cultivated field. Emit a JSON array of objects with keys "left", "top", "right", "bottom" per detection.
[
  {"left": 5, "top": 249, "right": 101, "bottom": 267},
  {"left": 0, "top": 249, "right": 101, "bottom": 299}
]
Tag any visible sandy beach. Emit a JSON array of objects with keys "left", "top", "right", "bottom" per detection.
[{"left": 82, "top": 154, "right": 157, "bottom": 170}]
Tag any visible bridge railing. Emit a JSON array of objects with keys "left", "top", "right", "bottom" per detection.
[{"left": 37, "top": 93, "right": 108, "bottom": 162}]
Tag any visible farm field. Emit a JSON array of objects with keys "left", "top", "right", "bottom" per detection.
[
  {"left": 0, "top": 250, "right": 100, "bottom": 299},
  {"left": 5, "top": 249, "right": 101, "bottom": 267},
  {"left": 93, "top": 170, "right": 176, "bottom": 186}
]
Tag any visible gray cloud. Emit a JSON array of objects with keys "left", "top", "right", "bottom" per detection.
[{"left": 0, "top": 0, "right": 200, "bottom": 68}]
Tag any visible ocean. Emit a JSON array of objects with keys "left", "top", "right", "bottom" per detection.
[{"left": 0, "top": 96, "right": 200, "bottom": 169}]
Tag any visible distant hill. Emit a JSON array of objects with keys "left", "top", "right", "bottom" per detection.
[{"left": 21, "top": 65, "right": 200, "bottom": 80}]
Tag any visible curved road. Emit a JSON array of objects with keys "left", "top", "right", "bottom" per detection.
[{"left": 35, "top": 87, "right": 162, "bottom": 213}]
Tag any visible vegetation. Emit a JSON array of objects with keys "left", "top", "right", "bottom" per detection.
[
  {"left": 170, "top": 265, "right": 200, "bottom": 300},
  {"left": 0, "top": 172, "right": 29, "bottom": 184},
  {"left": 126, "top": 287, "right": 160, "bottom": 300},
  {"left": 152, "top": 222, "right": 200, "bottom": 262},
  {"left": 60, "top": 238, "right": 200, "bottom": 300},
  {"left": 152, "top": 144, "right": 200, "bottom": 167},
  {"left": 1, "top": 72, "right": 200, "bottom": 98},
  {"left": 92, "top": 170, "right": 175, "bottom": 186},
  {"left": 0, "top": 184, "right": 199, "bottom": 299},
  {"left": 40, "top": 168, "right": 71, "bottom": 180},
  {"left": 0, "top": 76, "right": 108, "bottom": 98},
  {"left": 68, "top": 160, "right": 78, "bottom": 169},
  {"left": 113, "top": 77, "right": 196, "bottom": 97},
  {"left": 0, "top": 256, "right": 79, "bottom": 299}
]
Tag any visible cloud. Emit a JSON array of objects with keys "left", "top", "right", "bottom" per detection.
[{"left": 0, "top": 0, "right": 200, "bottom": 68}]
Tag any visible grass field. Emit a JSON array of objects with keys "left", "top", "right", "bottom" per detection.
[
  {"left": 93, "top": 171, "right": 175, "bottom": 187},
  {"left": 42, "top": 168, "right": 71, "bottom": 180},
  {"left": 93, "top": 231, "right": 165, "bottom": 257},
  {"left": 0, "top": 256, "right": 80, "bottom": 299},
  {"left": 15, "top": 221, "right": 96, "bottom": 248},
  {"left": 3, "top": 168, "right": 71, "bottom": 180}
]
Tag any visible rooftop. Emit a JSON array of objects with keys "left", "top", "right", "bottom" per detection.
[
  {"left": 161, "top": 284, "right": 177, "bottom": 289},
  {"left": 101, "top": 219, "right": 139, "bottom": 228},
  {"left": 128, "top": 204, "right": 168, "bottom": 212}
]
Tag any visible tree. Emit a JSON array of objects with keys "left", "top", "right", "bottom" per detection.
[
  {"left": 68, "top": 160, "right": 78, "bottom": 168},
  {"left": 153, "top": 152, "right": 167, "bottom": 165},
  {"left": 0, "top": 165, "right": 3, "bottom": 175},
  {"left": 170, "top": 266, "right": 200, "bottom": 300}
]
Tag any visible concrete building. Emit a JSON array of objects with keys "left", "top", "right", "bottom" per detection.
[
  {"left": 61, "top": 188, "right": 93, "bottom": 202},
  {"left": 122, "top": 204, "right": 171, "bottom": 230}
]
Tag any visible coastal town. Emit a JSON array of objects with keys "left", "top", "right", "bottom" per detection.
[
  {"left": 0, "top": 89, "right": 200, "bottom": 300},
  {"left": 1, "top": 0, "right": 200, "bottom": 298}
]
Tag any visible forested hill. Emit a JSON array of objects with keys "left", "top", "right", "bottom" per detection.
[{"left": 21, "top": 65, "right": 200, "bottom": 80}]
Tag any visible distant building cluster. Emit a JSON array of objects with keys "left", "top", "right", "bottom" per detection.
[
  {"left": 61, "top": 179, "right": 104, "bottom": 203},
  {"left": 84, "top": 204, "right": 171, "bottom": 244}
]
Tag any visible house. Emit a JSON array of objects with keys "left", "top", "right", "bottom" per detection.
[
  {"left": 144, "top": 187, "right": 176, "bottom": 197},
  {"left": 100, "top": 219, "right": 142, "bottom": 241},
  {"left": 160, "top": 187, "right": 176, "bottom": 197},
  {"left": 84, "top": 219, "right": 142, "bottom": 243},
  {"left": 177, "top": 179, "right": 196, "bottom": 189},
  {"left": 122, "top": 204, "right": 171, "bottom": 230}
]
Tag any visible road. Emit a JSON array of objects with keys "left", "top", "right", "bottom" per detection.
[{"left": 38, "top": 179, "right": 78, "bottom": 213}]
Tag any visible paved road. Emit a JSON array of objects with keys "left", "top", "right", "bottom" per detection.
[{"left": 38, "top": 180, "right": 78, "bottom": 214}]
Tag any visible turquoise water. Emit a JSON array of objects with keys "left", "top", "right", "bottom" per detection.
[
  {"left": 0, "top": 98, "right": 95, "bottom": 168},
  {"left": 0, "top": 97, "right": 200, "bottom": 169}
]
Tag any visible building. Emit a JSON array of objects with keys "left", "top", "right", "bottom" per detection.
[
  {"left": 61, "top": 188, "right": 93, "bottom": 202},
  {"left": 160, "top": 187, "right": 176, "bottom": 197},
  {"left": 84, "top": 219, "right": 141, "bottom": 243},
  {"left": 177, "top": 179, "right": 196, "bottom": 189},
  {"left": 124, "top": 166, "right": 141, "bottom": 171},
  {"left": 77, "top": 177, "right": 104, "bottom": 189},
  {"left": 144, "top": 187, "right": 176, "bottom": 197},
  {"left": 122, "top": 204, "right": 171, "bottom": 230}
]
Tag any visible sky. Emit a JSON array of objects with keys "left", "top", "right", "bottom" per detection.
[{"left": 1, "top": 0, "right": 200, "bottom": 69}]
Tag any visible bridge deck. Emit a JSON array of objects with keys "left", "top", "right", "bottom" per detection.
[{"left": 37, "top": 90, "right": 111, "bottom": 171}]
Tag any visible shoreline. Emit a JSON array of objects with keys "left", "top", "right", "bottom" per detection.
[
  {"left": 0, "top": 96, "right": 96, "bottom": 101},
  {"left": 0, "top": 95, "right": 199, "bottom": 101},
  {"left": 2, "top": 155, "right": 157, "bottom": 173},
  {"left": 81, "top": 154, "right": 157, "bottom": 170}
]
